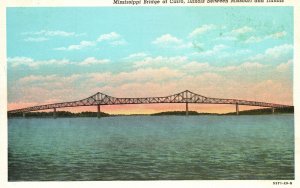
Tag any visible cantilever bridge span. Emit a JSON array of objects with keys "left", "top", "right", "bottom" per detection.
[{"left": 8, "top": 90, "right": 292, "bottom": 118}]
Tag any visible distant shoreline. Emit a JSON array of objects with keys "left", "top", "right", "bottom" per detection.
[{"left": 8, "top": 106, "right": 294, "bottom": 118}]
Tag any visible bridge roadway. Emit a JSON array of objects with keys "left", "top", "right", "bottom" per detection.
[{"left": 8, "top": 90, "right": 292, "bottom": 118}]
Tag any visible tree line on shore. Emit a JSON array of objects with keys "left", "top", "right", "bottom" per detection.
[{"left": 8, "top": 106, "right": 294, "bottom": 118}]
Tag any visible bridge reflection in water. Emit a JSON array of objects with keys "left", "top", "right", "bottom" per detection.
[{"left": 8, "top": 90, "right": 292, "bottom": 118}]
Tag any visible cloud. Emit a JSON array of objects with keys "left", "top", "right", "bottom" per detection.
[
  {"left": 130, "top": 53, "right": 269, "bottom": 77},
  {"left": 131, "top": 54, "right": 267, "bottom": 76},
  {"left": 276, "top": 59, "right": 292, "bottom": 72},
  {"left": 78, "top": 57, "right": 110, "bottom": 66},
  {"left": 123, "top": 52, "right": 149, "bottom": 60},
  {"left": 217, "top": 26, "right": 286, "bottom": 44},
  {"left": 97, "top": 32, "right": 120, "bottom": 42},
  {"left": 152, "top": 34, "right": 191, "bottom": 49},
  {"left": 247, "top": 79, "right": 292, "bottom": 104},
  {"left": 54, "top": 32, "right": 126, "bottom": 51},
  {"left": 239, "top": 62, "right": 266, "bottom": 69},
  {"left": 19, "top": 74, "right": 82, "bottom": 86},
  {"left": 8, "top": 57, "right": 71, "bottom": 68},
  {"left": 16, "top": 67, "right": 183, "bottom": 87},
  {"left": 7, "top": 57, "right": 111, "bottom": 68},
  {"left": 133, "top": 56, "right": 188, "bottom": 68},
  {"left": 182, "top": 61, "right": 267, "bottom": 73},
  {"left": 9, "top": 57, "right": 293, "bottom": 109},
  {"left": 220, "top": 62, "right": 267, "bottom": 72},
  {"left": 244, "top": 36, "right": 263, "bottom": 44},
  {"left": 54, "top": 40, "right": 96, "bottom": 51},
  {"left": 264, "top": 44, "right": 293, "bottom": 58},
  {"left": 231, "top": 26, "right": 254, "bottom": 35},
  {"left": 12, "top": 67, "right": 184, "bottom": 103},
  {"left": 84, "top": 72, "right": 114, "bottom": 84},
  {"left": 182, "top": 62, "right": 211, "bottom": 72},
  {"left": 24, "top": 37, "right": 49, "bottom": 42},
  {"left": 97, "top": 32, "right": 127, "bottom": 46},
  {"left": 7, "top": 57, "right": 34, "bottom": 67},
  {"left": 193, "top": 44, "right": 228, "bottom": 57},
  {"left": 191, "top": 46, "right": 251, "bottom": 62},
  {"left": 10, "top": 74, "right": 84, "bottom": 104},
  {"left": 216, "top": 26, "right": 254, "bottom": 43},
  {"left": 249, "top": 44, "right": 293, "bottom": 62},
  {"left": 244, "top": 31, "right": 287, "bottom": 44},
  {"left": 19, "top": 75, "right": 58, "bottom": 84},
  {"left": 110, "top": 39, "right": 127, "bottom": 46},
  {"left": 152, "top": 34, "right": 182, "bottom": 45},
  {"left": 189, "top": 24, "right": 216, "bottom": 38},
  {"left": 266, "top": 31, "right": 287, "bottom": 39},
  {"left": 22, "top": 30, "right": 84, "bottom": 43},
  {"left": 111, "top": 67, "right": 184, "bottom": 84},
  {"left": 23, "top": 30, "right": 78, "bottom": 37},
  {"left": 41, "top": 30, "right": 77, "bottom": 37}
]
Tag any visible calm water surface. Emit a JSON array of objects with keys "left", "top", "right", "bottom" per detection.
[{"left": 8, "top": 115, "right": 294, "bottom": 180}]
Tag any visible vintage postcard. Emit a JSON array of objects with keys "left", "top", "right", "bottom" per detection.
[{"left": 0, "top": 0, "right": 299, "bottom": 187}]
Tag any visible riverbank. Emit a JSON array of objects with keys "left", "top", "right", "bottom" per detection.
[{"left": 7, "top": 106, "right": 294, "bottom": 118}]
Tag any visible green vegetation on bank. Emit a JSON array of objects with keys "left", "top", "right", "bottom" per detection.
[
  {"left": 225, "top": 106, "right": 294, "bottom": 115},
  {"left": 8, "top": 111, "right": 109, "bottom": 118},
  {"left": 151, "top": 107, "right": 294, "bottom": 116},
  {"left": 8, "top": 106, "right": 293, "bottom": 118},
  {"left": 151, "top": 111, "right": 218, "bottom": 116}
]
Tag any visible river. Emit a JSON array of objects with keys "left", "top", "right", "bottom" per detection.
[{"left": 8, "top": 115, "right": 294, "bottom": 180}]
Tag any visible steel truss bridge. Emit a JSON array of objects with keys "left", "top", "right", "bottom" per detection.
[{"left": 8, "top": 90, "right": 292, "bottom": 118}]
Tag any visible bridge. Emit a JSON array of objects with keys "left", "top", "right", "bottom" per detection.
[{"left": 8, "top": 90, "right": 292, "bottom": 118}]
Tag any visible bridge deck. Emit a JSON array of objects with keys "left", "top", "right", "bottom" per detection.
[{"left": 8, "top": 90, "right": 292, "bottom": 113}]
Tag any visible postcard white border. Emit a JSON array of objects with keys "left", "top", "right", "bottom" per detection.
[{"left": 0, "top": 1, "right": 299, "bottom": 188}]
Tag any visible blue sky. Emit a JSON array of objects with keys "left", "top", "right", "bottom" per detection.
[{"left": 7, "top": 7, "right": 294, "bottom": 113}]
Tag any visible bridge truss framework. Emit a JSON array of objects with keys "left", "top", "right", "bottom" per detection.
[{"left": 8, "top": 90, "right": 292, "bottom": 118}]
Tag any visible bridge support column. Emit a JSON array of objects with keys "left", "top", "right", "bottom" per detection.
[
  {"left": 97, "top": 105, "right": 101, "bottom": 118},
  {"left": 236, "top": 103, "right": 239, "bottom": 115},
  {"left": 53, "top": 108, "right": 56, "bottom": 119},
  {"left": 272, "top": 107, "right": 275, "bottom": 114},
  {"left": 186, "top": 102, "right": 189, "bottom": 116}
]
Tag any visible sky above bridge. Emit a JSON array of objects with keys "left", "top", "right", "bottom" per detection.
[{"left": 7, "top": 7, "right": 293, "bottom": 114}]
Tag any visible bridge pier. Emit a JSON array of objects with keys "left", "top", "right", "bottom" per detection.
[
  {"left": 272, "top": 107, "right": 275, "bottom": 114},
  {"left": 53, "top": 108, "right": 57, "bottom": 119},
  {"left": 236, "top": 103, "right": 239, "bottom": 115},
  {"left": 53, "top": 108, "right": 56, "bottom": 119},
  {"left": 186, "top": 102, "right": 189, "bottom": 116},
  {"left": 97, "top": 104, "right": 101, "bottom": 118}
]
